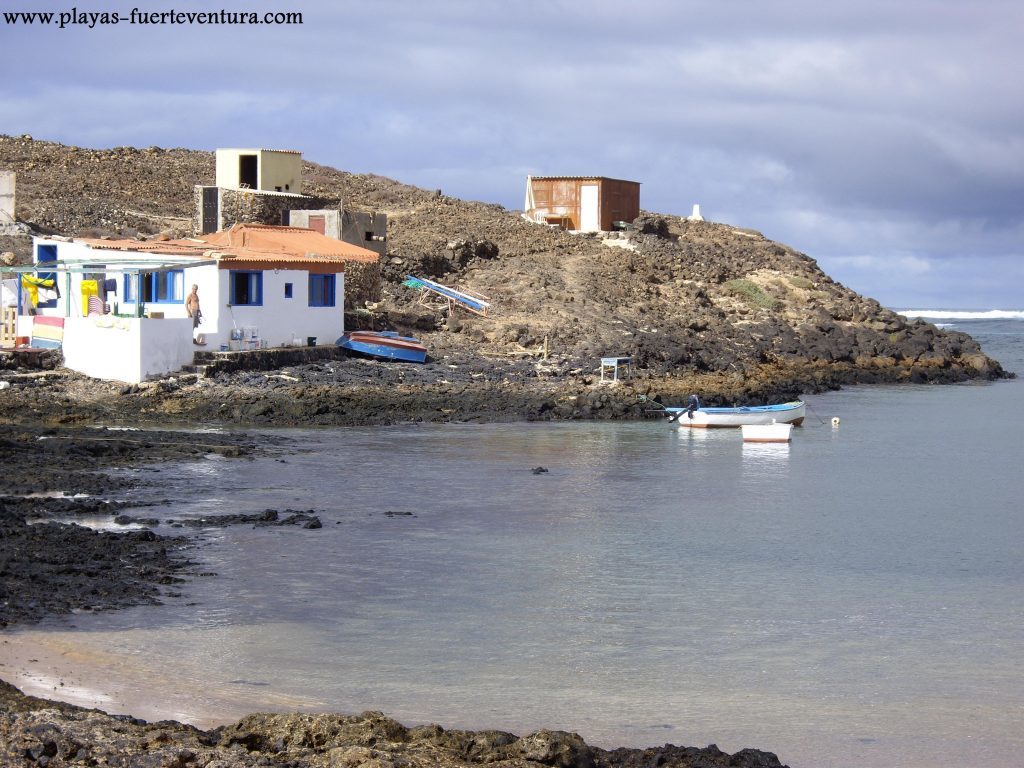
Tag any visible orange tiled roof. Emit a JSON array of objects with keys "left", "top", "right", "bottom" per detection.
[
  {"left": 77, "top": 238, "right": 208, "bottom": 256},
  {"left": 77, "top": 224, "right": 379, "bottom": 266},
  {"left": 199, "top": 224, "right": 379, "bottom": 263}
]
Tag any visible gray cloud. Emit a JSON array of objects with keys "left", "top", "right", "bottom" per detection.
[{"left": 2, "top": 0, "right": 1022, "bottom": 306}]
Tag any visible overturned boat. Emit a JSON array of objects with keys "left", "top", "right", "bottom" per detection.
[{"left": 337, "top": 330, "right": 428, "bottom": 363}]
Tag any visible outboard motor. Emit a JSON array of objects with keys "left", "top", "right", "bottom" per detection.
[{"left": 686, "top": 394, "right": 701, "bottom": 419}]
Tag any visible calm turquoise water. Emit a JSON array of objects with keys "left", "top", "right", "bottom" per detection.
[{"left": 18, "top": 314, "right": 1024, "bottom": 768}]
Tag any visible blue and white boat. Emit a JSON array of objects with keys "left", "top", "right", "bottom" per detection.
[
  {"left": 337, "top": 330, "right": 428, "bottom": 363},
  {"left": 666, "top": 398, "right": 806, "bottom": 428}
]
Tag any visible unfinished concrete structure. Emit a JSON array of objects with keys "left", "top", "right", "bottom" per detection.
[
  {"left": 524, "top": 175, "right": 640, "bottom": 233},
  {"left": 196, "top": 149, "right": 318, "bottom": 235},
  {"left": 215, "top": 148, "right": 303, "bottom": 194},
  {"left": 289, "top": 208, "right": 388, "bottom": 259},
  {"left": 0, "top": 171, "right": 15, "bottom": 225},
  {"left": 193, "top": 149, "right": 385, "bottom": 308}
]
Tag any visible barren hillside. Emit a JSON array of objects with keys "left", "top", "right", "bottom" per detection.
[{"left": 0, "top": 134, "right": 1005, "bottom": 398}]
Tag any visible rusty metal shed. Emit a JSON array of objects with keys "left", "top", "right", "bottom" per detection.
[{"left": 524, "top": 176, "right": 640, "bottom": 232}]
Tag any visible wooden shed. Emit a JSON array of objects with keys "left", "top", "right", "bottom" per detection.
[{"left": 524, "top": 176, "right": 640, "bottom": 233}]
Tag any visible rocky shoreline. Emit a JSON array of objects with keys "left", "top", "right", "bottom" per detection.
[
  {"left": 0, "top": 679, "right": 788, "bottom": 768},
  {"left": 0, "top": 420, "right": 792, "bottom": 768},
  {"left": 0, "top": 336, "right": 1009, "bottom": 430}
]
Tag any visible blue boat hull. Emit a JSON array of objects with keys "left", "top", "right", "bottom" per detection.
[{"left": 337, "top": 331, "right": 428, "bottom": 363}]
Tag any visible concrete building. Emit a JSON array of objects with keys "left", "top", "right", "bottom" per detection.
[
  {"left": 198, "top": 148, "right": 314, "bottom": 235},
  {"left": 194, "top": 148, "right": 386, "bottom": 307},
  {"left": 16, "top": 224, "right": 379, "bottom": 382},
  {"left": 214, "top": 148, "right": 303, "bottom": 194},
  {"left": 524, "top": 175, "right": 640, "bottom": 233},
  {"left": 289, "top": 208, "right": 388, "bottom": 259}
]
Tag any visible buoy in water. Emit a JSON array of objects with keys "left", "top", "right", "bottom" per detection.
[{"left": 831, "top": 417, "right": 841, "bottom": 427}]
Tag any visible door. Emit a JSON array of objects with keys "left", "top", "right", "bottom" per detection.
[
  {"left": 201, "top": 187, "right": 219, "bottom": 234},
  {"left": 238, "top": 155, "right": 258, "bottom": 189},
  {"left": 308, "top": 215, "right": 326, "bottom": 235},
  {"left": 579, "top": 184, "right": 599, "bottom": 232}
]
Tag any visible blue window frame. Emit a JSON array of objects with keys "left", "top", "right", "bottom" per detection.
[
  {"left": 284, "top": 282, "right": 293, "bottom": 299},
  {"left": 122, "top": 270, "right": 184, "bottom": 303},
  {"left": 229, "top": 270, "right": 263, "bottom": 306},
  {"left": 308, "top": 274, "right": 336, "bottom": 307},
  {"left": 35, "top": 244, "right": 59, "bottom": 308}
]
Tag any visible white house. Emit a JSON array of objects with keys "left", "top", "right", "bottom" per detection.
[{"left": 16, "top": 223, "right": 379, "bottom": 383}]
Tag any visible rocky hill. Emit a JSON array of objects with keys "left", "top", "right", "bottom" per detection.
[{"left": 0, "top": 134, "right": 1006, "bottom": 408}]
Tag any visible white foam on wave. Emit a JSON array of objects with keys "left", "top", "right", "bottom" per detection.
[{"left": 896, "top": 309, "right": 1024, "bottom": 320}]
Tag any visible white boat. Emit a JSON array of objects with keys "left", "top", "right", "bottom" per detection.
[
  {"left": 668, "top": 399, "right": 806, "bottom": 428},
  {"left": 741, "top": 422, "right": 793, "bottom": 443}
]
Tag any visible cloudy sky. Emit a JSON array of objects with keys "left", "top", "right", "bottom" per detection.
[{"left": 3, "top": 0, "right": 1022, "bottom": 308}]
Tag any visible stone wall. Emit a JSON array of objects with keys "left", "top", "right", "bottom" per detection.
[
  {"left": 192, "top": 186, "right": 331, "bottom": 235},
  {"left": 344, "top": 261, "right": 381, "bottom": 309},
  {"left": 192, "top": 344, "right": 346, "bottom": 375}
]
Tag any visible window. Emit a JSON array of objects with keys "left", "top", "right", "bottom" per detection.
[
  {"left": 35, "top": 244, "right": 59, "bottom": 308},
  {"left": 229, "top": 270, "right": 262, "bottom": 306},
  {"left": 284, "top": 282, "right": 293, "bottom": 299},
  {"left": 122, "top": 270, "right": 184, "bottom": 303},
  {"left": 308, "top": 274, "right": 336, "bottom": 307}
]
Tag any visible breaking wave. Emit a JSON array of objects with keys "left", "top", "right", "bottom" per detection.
[{"left": 896, "top": 309, "right": 1024, "bottom": 321}]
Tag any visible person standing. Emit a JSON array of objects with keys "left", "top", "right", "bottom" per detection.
[{"left": 186, "top": 284, "right": 204, "bottom": 345}]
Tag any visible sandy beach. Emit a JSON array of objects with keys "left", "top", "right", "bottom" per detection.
[{"left": 1, "top": 628, "right": 323, "bottom": 728}]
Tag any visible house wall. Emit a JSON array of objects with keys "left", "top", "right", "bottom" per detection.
[
  {"left": 0, "top": 171, "right": 14, "bottom": 224},
  {"left": 112, "top": 261, "right": 346, "bottom": 349},
  {"left": 341, "top": 209, "right": 388, "bottom": 259},
  {"left": 219, "top": 267, "right": 345, "bottom": 347},
  {"left": 597, "top": 178, "right": 641, "bottom": 231},
  {"left": 215, "top": 149, "right": 303, "bottom": 194},
  {"left": 289, "top": 209, "right": 341, "bottom": 238},
  {"left": 257, "top": 150, "right": 303, "bottom": 194},
  {"left": 26, "top": 237, "right": 350, "bottom": 379},
  {"left": 62, "top": 316, "right": 194, "bottom": 383}
]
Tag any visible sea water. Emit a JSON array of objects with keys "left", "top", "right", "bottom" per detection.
[{"left": 8, "top": 312, "right": 1024, "bottom": 768}]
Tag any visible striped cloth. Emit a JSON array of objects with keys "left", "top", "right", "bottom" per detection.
[
  {"left": 88, "top": 295, "right": 106, "bottom": 316},
  {"left": 30, "top": 316, "right": 64, "bottom": 349}
]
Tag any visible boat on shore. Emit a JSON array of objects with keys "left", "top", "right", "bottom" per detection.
[
  {"left": 668, "top": 399, "right": 806, "bottom": 427},
  {"left": 337, "top": 330, "right": 428, "bottom": 363}
]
